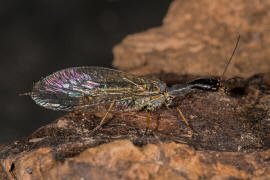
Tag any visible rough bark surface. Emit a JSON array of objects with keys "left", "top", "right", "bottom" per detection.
[
  {"left": 1, "top": 73, "right": 270, "bottom": 179},
  {"left": 1, "top": 0, "right": 270, "bottom": 179},
  {"left": 113, "top": 0, "right": 270, "bottom": 78}
]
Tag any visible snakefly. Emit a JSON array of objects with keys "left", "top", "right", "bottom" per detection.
[{"left": 22, "top": 36, "right": 240, "bottom": 133}]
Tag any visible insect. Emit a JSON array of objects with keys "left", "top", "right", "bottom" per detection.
[{"left": 22, "top": 36, "right": 240, "bottom": 134}]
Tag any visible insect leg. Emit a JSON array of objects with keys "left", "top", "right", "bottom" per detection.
[
  {"left": 145, "top": 111, "right": 151, "bottom": 134},
  {"left": 176, "top": 107, "right": 190, "bottom": 127},
  {"left": 90, "top": 99, "right": 116, "bottom": 135}
]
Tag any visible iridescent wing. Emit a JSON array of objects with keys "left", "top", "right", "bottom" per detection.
[{"left": 27, "top": 67, "right": 167, "bottom": 112}]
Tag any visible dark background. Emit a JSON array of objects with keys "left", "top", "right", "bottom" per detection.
[{"left": 0, "top": 0, "right": 172, "bottom": 143}]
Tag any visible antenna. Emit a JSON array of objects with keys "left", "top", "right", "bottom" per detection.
[{"left": 221, "top": 35, "right": 240, "bottom": 78}]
